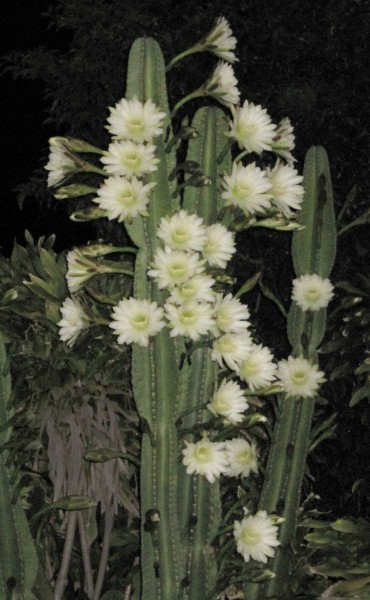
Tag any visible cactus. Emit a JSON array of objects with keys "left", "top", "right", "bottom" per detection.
[
  {"left": 45, "top": 19, "right": 311, "bottom": 599},
  {"left": 124, "top": 39, "right": 232, "bottom": 600},
  {"left": 0, "top": 332, "right": 53, "bottom": 600},
  {"left": 244, "top": 146, "right": 337, "bottom": 599}
]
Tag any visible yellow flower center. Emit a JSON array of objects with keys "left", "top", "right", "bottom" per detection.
[
  {"left": 292, "top": 369, "right": 308, "bottom": 385},
  {"left": 241, "top": 359, "right": 259, "bottom": 378},
  {"left": 240, "top": 527, "right": 260, "bottom": 545},
  {"left": 172, "top": 227, "right": 190, "bottom": 245},
  {"left": 120, "top": 190, "right": 136, "bottom": 207},
  {"left": 304, "top": 286, "right": 320, "bottom": 301},
  {"left": 169, "top": 261, "right": 188, "bottom": 282},
  {"left": 133, "top": 313, "right": 149, "bottom": 331},
  {"left": 213, "top": 394, "right": 230, "bottom": 413},
  {"left": 237, "top": 448, "right": 252, "bottom": 464},
  {"left": 194, "top": 445, "right": 211, "bottom": 463},
  {"left": 180, "top": 308, "right": 197, "bottom": 325}
]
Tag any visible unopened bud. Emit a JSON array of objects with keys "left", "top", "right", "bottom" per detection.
[
  {"left": 50, "top": 137, "right": 104, "bottom": 155},
  {"left": 70, "top": 207, "right": 107, "bottom": 222},
  {"left": 54, "top": 184, "right": 97, "bottom": 200}
]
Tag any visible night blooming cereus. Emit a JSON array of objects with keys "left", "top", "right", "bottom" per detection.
[{"left": 44, "top": 15, "right": 328, "bottom": 597}]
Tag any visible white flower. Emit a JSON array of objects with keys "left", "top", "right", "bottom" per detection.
[
  {"left": 58, "top": 298, "right": 89, "bottom": 347},
  {"left": 239, "top": 344, "right": 277, "bottom": 392},
  {"left": 182, "top": 437, "right": 228, "bottom": 483},
  {"left": 222, "top": 162, "right": 272, "bottom": 216},
  {"left": 109, "top": 298, "right": 165, "bottom": 346},
  {"left": 224, "top": 438, "right": 258, "bottom": 477},
  {"left": 211, "top": 332, "right": 253, "bottom": 372},
  {"left": 213, "top": 293, "right": 250, "bottom": 334},
  {"left": 291, "top": 274, "right": 334, "bottom": 312},
  {"left": 165, "top": 301, "right": 215, "bottom": 340},
  {"left": 277, "top": 355, "right": 326, "bottom": 398},
  {"left": 66, "top": 249, "right": 98, "bottom": 292},
  {"left": 45, "top": 146, "right": 78, "bottom": 187},
  {"left": 202, "top": 223, "right": 236, "bottom": 268},
  {"left": 227, "top": 101, "right": 276, "bottom": 154},
  {"left": 106, "top": 96, "right": 166, "bottom": 142},
  {"left": 101, "top": 140, "right": 159, "bottom": 178},
  {"left": 204, "top": 61, "right": 240, "bottom": 106},
  {"left": 267, "top": 161, "right": 304, "bottom": 217},
  {"left": 201, "top": 16, "right": 238, "bottom": 63},
  {"left": 207, "top": 379, "right": 249, "bottom": 424},
  {"left": 148, "top": 248, "right": 204, "bottom": 289},
  {"left": 271, "top": 117, "right": 296, "bottom": 165},
  {"left": 156, "top": 210, "right": 206, "bottom": 252},
  {"left": 93, "top": 175, "right": 154, "bottom": 221},
  {"left": 234, "top": 510, "right": 280, "bottom": 563},
  {"left": 167, "top": 274, "right": 216, "bottom": 305}
]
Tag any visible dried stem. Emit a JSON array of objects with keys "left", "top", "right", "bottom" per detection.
[
  {"left": 54, "top": 511, "right": 78, "bottom": 600},
  {"left": 93, "top": 506, "right": 114, "bottom": 600},
  {"left": 78, "top": 511, "right": 94, "bottom": 599}
]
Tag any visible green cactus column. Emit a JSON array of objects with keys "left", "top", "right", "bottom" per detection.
[{"left": 244, "top": 146, "right": 337, "bottom": 599}]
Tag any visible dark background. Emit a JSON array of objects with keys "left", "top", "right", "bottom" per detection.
[
  {"left": 2, "top": 0, "right": 370, "bottom": 257},
  {"left": 1, "top": 0, "right": 370, "bottom": 518}
]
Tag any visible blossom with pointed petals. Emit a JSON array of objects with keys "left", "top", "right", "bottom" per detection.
[
  {"left": 224, "top": 438, "right": 258, "bottom": 477},
  {"left": 267, "top": 161, "right": 304, "bottom": 217},
  {"left": 201, "top": 16, "right": 238, "bottom": 63},
  {"left": 156, "top": 210, "right": 206, "bottom": 252},
  {"left": 110, "top": 298, "right": 165, "bottom": 346},
  {"left": 234, "top": 510, "right": 280, "bottom": 563},
  {"left": 167, "top": 274, "right": 216, "bottom": 305},
  {"left": 165, "top": 301, "right": 215, "bottom": 340},
  {"left": 182, "top": 437, "right": 228, "bottom": 483},
  {"left": 204, "top": 61, "right": 240, "bottom": 106},
  {"left": 227, "top": 101, "right": 276, "bottom": 154},
  {"left": 271, "top": 117, "right": 296, "bottom": 165},
  {"left": 94, "top": 175, "right": 154, "bottom": 221},
  {"left": 239, "top": 344, "right": 277, "bottom": 392},
  {"left": 277, "top": 355, "right": 326, "bottom": 398},
  {"left": 222, "top": 161, "right": 272, "bottom": 215},
  {"left": 58, "top": 298, "right": 89, "bottom": 347},
  {"left": 148, "top": 248, "right": 205, "bottom": 289},
  {"left": 66, "top": 249, "right": 99, "bottom": 292},
  {"left": 213, "top": 293, "right": 250, "bottom": 335},
  {"left": 45, "top": 146, "right": 78, "bottom": 187},
  {"left": 106, "top": 96, "right": 166, "bottom": 142},
  {"left": 101, "top": 140, "right": 159, "bottom": 178},
  {"left": 291, "top": 274, "right": 334, "bottom": 312},
  {"left": 211, "top": 332, "right": 253, "bottom": 372},
  {"left": 207, "top": 379, "right": 249, "bottom": 424},
  {"left": 202, "top": 223, "right": 236, "bottom": 268}
]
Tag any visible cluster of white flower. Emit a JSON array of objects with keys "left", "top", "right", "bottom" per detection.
[
  {"left": 52, "top": 16, "right": 332, "bottom": 568},
  {"left": 182, "top": 434, "right": 258, "bottom": 483},
  {"left": 94, "top": 96, "right": 166, "bottom": 222},
  {"left": 222, "top": 101, "right": 304, "bottom": 219},
  {"left": 45, "top": 144, "right": 78, "bottom": 187}
]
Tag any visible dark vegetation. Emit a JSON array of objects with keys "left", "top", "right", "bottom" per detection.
[{"left": 2, "top": 0, "right": 370, "bottom": 518}]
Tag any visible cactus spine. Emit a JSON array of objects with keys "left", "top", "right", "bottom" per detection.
[{"left": 244, "top": 146, "right": 337, "bottom": 599}]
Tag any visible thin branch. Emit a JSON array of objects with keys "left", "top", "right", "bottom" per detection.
[
  {"left": 93, "top": 506, "right": 114, "bottom": 600},
  {"left": 78, "top": 510, "right": 94, "bottom": 599},
  {"left": 54, "top": 511, "right": 78, "bottom": 600}
]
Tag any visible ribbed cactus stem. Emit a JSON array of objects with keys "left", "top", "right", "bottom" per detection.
[{"left": 244, "top": 147, "right": 336, "bottom": 599}]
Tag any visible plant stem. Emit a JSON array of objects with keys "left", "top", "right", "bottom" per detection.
[
  {"left": 93, "top": 506, "right": 114, "bottom": 600},
  {"left": 54, "top": 511, "right": 78, "bottom": 600},
  {"left": 171, "top": 90, "right": 205, "bottom": 117},
  {"left": 78, "top": 511, "right": 94, "bottom": 599}
]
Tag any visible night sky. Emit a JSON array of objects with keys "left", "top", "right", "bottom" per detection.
[{"left": 2, "top": 1, "right": 69, "bottom": 256}]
